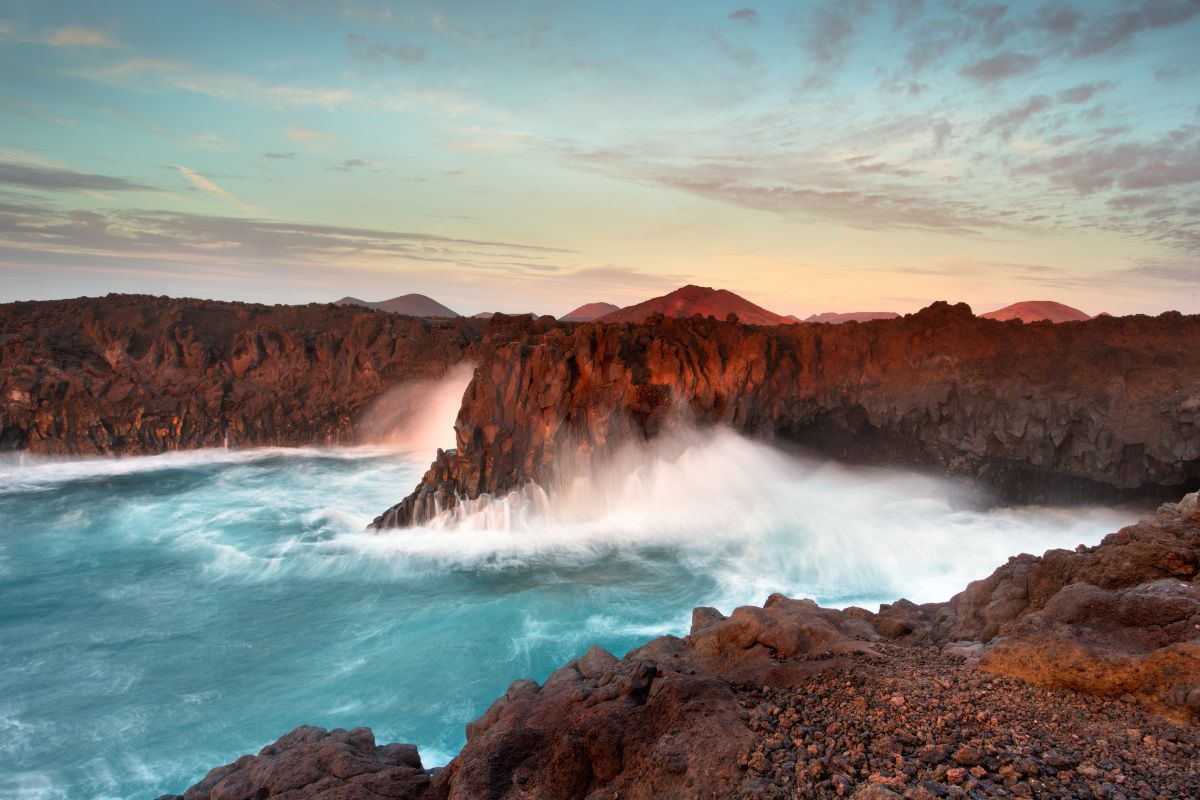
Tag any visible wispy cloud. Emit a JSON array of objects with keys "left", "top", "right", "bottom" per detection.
[
  {"left": 175, "top": 166, "right": 260, "bottom": 214},
  {"left": 959, "top": 51, "right": 1038, "bottom": 83},
  {"left": 43, "top": 26, "right": 118, "bottom": 48},
  {"left": 73, "top": 58, "right": 357, "bottom": 109},
  {"left": 0, "top": 161, "right": 152, "bottom": 193},
  {"left": 287, "top": 128, "right": 334, "bottom": 151},
  {"left": 328, "top": 158, "right": 383, "bottom": 172},
  {"left": 346, "top": 33, "right": 427, "bottom": 63}
]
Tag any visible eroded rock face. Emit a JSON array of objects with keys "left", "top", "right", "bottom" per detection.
[
  {"left": 0, "top": 295, "right": 485, "bottom": 455},
  {"left": 375, "top": 303, "right": 1200, "bottom": 527}
]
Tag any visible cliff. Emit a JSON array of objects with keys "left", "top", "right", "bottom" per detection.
[
  {"left": 373, "top": 303, "right": 1200, "bottom": 527},
  {"left": 0, "top": 294, "right": 484, "bottom": 455},
  {"left": 162, "top": 493, "right": 1200, "bottom": 799}
]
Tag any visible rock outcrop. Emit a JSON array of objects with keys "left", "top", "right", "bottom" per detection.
[
  {"left": 0, "top": 295, "right": 484, "bottom": 455},
  {"left": 160, "top": 726, "right": 432, "bottom": 800},
  {"left": 374, "top": 302, "right": 1200, "bottom": 527},
  {"left": 165, "top": 495, "right": 1200, "bottom": 799},
  {"left": 861, "top": 492, "right": 1200, "bottom": 721}
]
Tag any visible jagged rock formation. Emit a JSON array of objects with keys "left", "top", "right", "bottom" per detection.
[
  {"left": 0, "top": 295, "right": 484, "bottom": 455},
  {"left": 373, "top": 302, "right": 1200, "bottom": 528},
  {"left": 162, "top": 726, "right": 431, "bottom": 800},
  {"left": 164, "top": 495, "right": 1200, "bottom": 799},
  {"left": 597, "top": 285, "right": 790, "bottom": 325},
  {"left": 980, "top": 301, "right": 1091, "bottom": 323},
  {"left": 335, "top": 294, "right": 460, "bottom": 318}
]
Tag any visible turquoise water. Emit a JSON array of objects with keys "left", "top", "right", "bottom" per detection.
[{"left": 0, "top": 435, "right": 1137, "bottom": 799}]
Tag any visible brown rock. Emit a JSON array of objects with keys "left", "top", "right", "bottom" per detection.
[{"left": 375, "top": 302, "right": 1200, "bottom": 527}]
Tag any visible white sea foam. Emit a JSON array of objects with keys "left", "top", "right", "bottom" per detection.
[{"left": 356, "top": 362, "right": 474, "bottom": 455}]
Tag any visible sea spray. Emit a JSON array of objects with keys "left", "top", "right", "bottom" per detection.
[
  {"left": 355, "top": 362, "right": 474, "bottom": 454},
  {"left": 0, "top": 428, "right": 1140, "bottom": 799}
]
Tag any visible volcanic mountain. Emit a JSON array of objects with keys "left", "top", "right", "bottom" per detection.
[
  {"left": 804, "top": 311, "right": 900, "bottom": 324},
  {"left": 560, "top": 301, "right": 620, "bottom": 322},
  {"left": 597, "top": 285, "right": 788, "bottom": 325},
  {"left": 334, "top": 294, "right": 459, "bottom": 318},
  {"left": 981, "top": 300, "right": 1090, "bottom": 323}
]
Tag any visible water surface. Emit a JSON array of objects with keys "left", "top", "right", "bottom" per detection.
[{"left": 0, "top": 435, "right": 1136, "bottom": 799}]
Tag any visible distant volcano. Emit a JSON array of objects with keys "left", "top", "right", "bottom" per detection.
[
  {"left": 802, "top": 311, "right": 900, "bottom": 324},
  {"left": 334, "top": 294, "right": 459, "bottom": 318},
  {"left": 561, "top": 302, "right": 620, "bottom": 322},
  {"left": 981, "top": 301, "right": 1091, "bottom": 323},
  {"left": 597, "top": 285, "right": 788, "bottom": 325}
]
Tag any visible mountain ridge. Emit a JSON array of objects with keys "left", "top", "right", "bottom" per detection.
[{"left": 597, "top": 284, "right": 789, "bottom": 325}]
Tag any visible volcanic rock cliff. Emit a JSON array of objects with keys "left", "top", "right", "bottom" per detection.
[
  {"left": 373, "top": 302, "right": 1200, "bottom": 527},
  {"left": 0, "top": 294, "right": 486, "bottom": 455}
]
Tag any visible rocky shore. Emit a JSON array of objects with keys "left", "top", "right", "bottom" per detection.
[
  {"left": 4, "top": 296, "right": 1197, "bottom": 505},
  {"left": 374, "top": 303, "right": 1200, "bottom": 527},
  {"left": 162, "top": 492, "right": 1199, "bottom": 799}
]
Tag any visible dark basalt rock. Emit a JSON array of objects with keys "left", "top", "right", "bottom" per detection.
[
  {"left": 0, "top": 294, "right": 487, "bottom": 455},
  {"left": 154, "top": 726, "right": 433, "bottom": 800},
  {"left": 374, "top": 303, "right": 1200, "bottom": 527}
]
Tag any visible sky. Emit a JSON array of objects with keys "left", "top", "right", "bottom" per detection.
[{"left": 0, "top": 0, "right": 1198, "bottom": 317}]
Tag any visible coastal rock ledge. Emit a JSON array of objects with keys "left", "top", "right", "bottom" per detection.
[{"left": 163, "top": 494, "right": 1200, "bottom": 800}]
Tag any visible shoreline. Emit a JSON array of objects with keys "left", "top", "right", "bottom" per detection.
[{"left": 160, "top": 492, "right": 1200, "bottom": 799}]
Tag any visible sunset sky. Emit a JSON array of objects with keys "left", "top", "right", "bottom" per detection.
[{"left": 1, "top": 0, "right": 1198, "bottom": 317}]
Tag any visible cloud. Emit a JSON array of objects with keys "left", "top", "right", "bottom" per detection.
[
  {"left": 175, "top": 166, "right": 260, "bottom": 214},
  {"left": 930, "top": 120, "right": 953, "bottom": 152},
  {"left": 797, "top": 2, "right": 868, "bottom": 66},
  {"left": 346, "top": 33, "right": 427, "bottom": 63},
  {"left": 0, "top": 206, "right": 576, "bottom": 281},
  {"left": 728, "top": 8, "right": 759, "bottom": 23},
  {"left": 0, "top": 162, "right": 152, "bottom": 193},
  {"left": 1032, "top": 4, "right": 1084, "bottom": 35},
  {"left": 262, "top": 152, "right": 295, "bottom": 160},
  {"left": 75, "top": 59, "right": 357, "bottom": 109},
  {"left": 328, "top": 158, "right": 384, "bottom": 172},
  {"left": 43, "top": 27, "right": 118, "bottom": 48},
  {"left": 1056, "top": 81, "right": 1115, "bottom": 104},
  {"left": 1013, "top": 127, "right": 1200, "bottom": 195},
  {"left": 959, "top": 51, "right": 1038, "bottom": 83},
  {"left": 287, "top": 128, "right": 334, "bottom": 151},
  {"left": 983, "top": 94, "right": 1053, "bottom": 139},
  {"left": 1073, "top": 0, "right": 1200, "bottom": 58},
  {"left": 652, "top": 173, "right": 998, "bottom": 234},
  {"left": 1127, "top": 261, "right": 1200, "bottom": 283}
]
